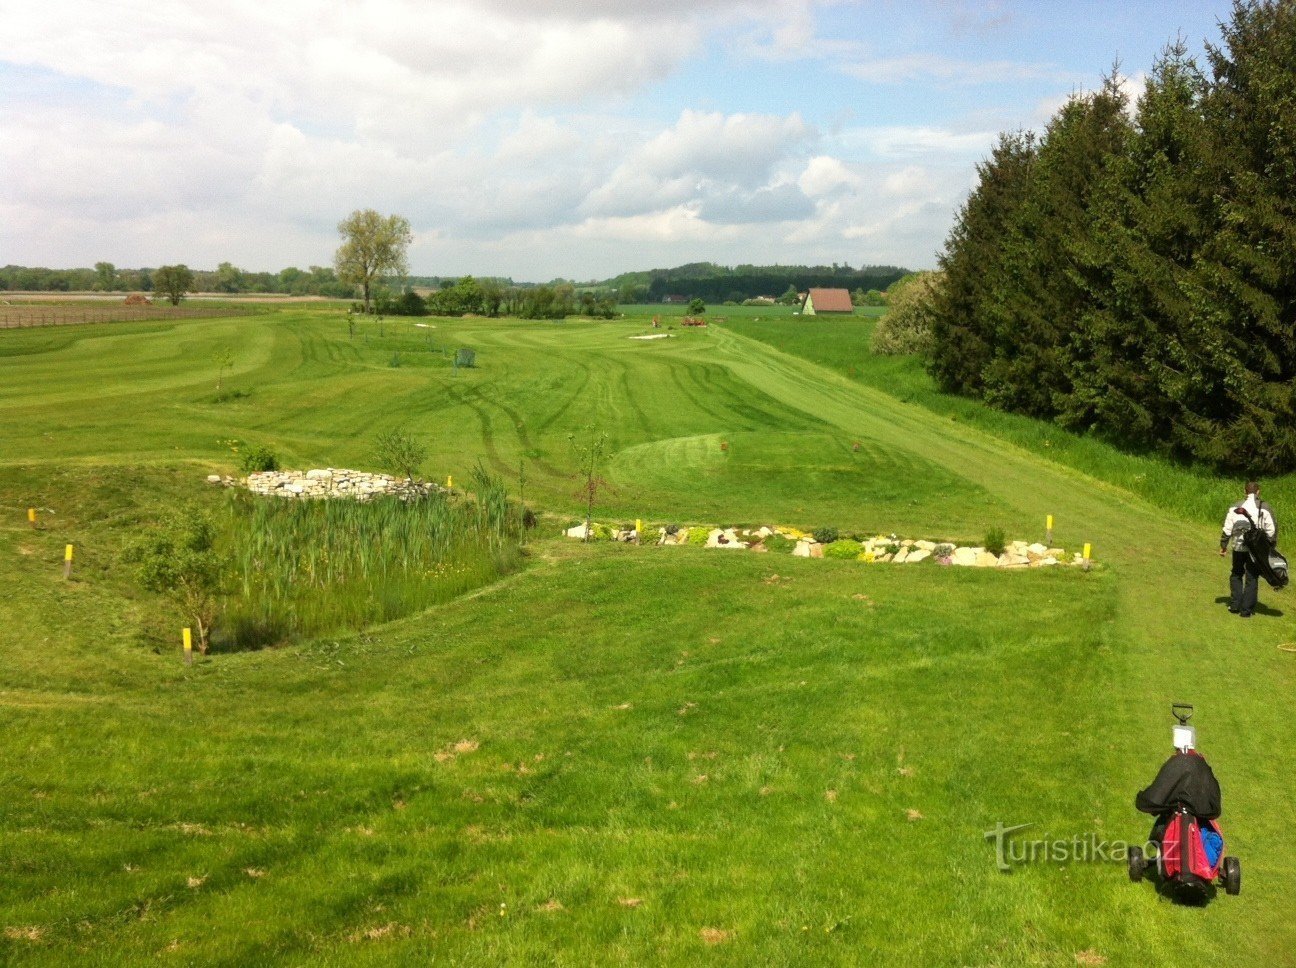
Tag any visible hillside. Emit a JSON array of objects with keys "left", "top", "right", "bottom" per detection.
[{"left": 1, "top": 307, "right": 1293, "bottom": 965}]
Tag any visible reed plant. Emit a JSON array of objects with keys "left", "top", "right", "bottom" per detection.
[{"left": 218, "top": 472, "right": 519, "bottom": 648}]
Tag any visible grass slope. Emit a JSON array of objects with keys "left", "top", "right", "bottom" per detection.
[{"left": 1, "top": 308, "right": 1294, "bottom": 965}]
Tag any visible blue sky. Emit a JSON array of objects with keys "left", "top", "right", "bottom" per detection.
[{"left": 0, "top": 1, "right": 1235, "bottom": 280}]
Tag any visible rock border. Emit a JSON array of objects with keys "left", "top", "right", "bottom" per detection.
[
  {"left": 564, "top": 523, "right": 1086, "bottom": 568},
  {"left": 207, "top": 469, "right": 444, "bottom": 502}
]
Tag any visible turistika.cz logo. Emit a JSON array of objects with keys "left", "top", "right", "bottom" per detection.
[{"left": 984, "top": 821, "right": 1147, "bottom": 872}]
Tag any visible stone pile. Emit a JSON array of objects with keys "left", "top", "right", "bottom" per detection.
[
  {"left": 209, "top": 469, "right": 442, "bottom": 501},
  {"left": 564, "top": 523, "right": 1087, "bottom": 568}
]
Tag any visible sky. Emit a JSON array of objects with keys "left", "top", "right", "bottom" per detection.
[{"left": 0, "top": 1, "right": 1237, "bottom": 281}]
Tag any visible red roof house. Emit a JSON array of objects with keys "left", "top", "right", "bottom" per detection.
[{"left": 800, "top": 288, "right": 854, "bottom": 315}]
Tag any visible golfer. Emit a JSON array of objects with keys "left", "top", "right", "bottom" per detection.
[{"left": 1219, "top": 481, "right": 1277, "bottom": 618}]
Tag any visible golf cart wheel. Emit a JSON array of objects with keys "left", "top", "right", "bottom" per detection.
[
  {"left": 1223, "top": 856, "right": 1241, "bottom": 895},
  {"left": 1128, "top": 846, "right": 1146, "bottom": 882}
]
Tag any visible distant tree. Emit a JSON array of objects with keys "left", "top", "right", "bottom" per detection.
[
  {"left": 215, "top": 261, "right": 243, "bottom": 293},
  {"left": 778, "top": 284, "right": 800, "bottom": 305},
  {"left": 334, "top": 209, "right": 413, "bottom": 315},
  {"left": 687, "top": 297, "right": 706, "bottom": 314},
  {"left": 93, "top": 261, "right": 119, "bottom": 292},
  {"left": 153, "top": 264, "right": 195, "bottom": 306}
]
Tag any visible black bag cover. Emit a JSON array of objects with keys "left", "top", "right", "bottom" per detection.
[
  {"left": 1244, "top": 526, "right": 1289, "bottom": 589},
  {"left": 1135, "top": 751, "right": 1221, "bottom": 819}
]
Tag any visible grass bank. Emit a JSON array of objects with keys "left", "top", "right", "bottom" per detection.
[{"left": 725, "top": 315, "right": 1296, "bottom": 528}]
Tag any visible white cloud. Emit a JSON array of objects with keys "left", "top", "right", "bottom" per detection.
[{"left": 840, "top": 53, "right": 1071, "bottom": 86}]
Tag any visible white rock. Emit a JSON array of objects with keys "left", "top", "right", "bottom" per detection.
[
  {"left": 914, "top": 540, "right": 936, "bottom": 551},
  {"left": 565, "top": 524, "right": 589, "bottom": 539},
  {"left": 905, "top": 549, "right": 931, "bottom": 563},
  {"left": 952, "top": 547, "right": 978, "bottom": 567},
  {"left": 793, "top": 541, "right": 813, "bottom": 558},
  {"left": 1027, "top": 542, "right": 1048, "bottom": 556},
  {"left": 893, "top": 549, "right": 909, "bottom": 564}
]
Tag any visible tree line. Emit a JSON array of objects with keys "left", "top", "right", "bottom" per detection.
[
  {"left": 606, "top": 262, "right": 909, "bottom": 304},
  {"left": 923, "top": 0, "right": 1296, "bottom": 474},
  {"left": 0, "top": 262, "right": 352, "bottom": 298}
]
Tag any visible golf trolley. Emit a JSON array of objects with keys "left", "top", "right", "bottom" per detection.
[{"left": 1129, "top": 704, "right": 1241, "bottom": 899}]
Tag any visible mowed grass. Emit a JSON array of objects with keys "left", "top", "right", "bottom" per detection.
[
  {"left": 2, "top": 308, "right": 1295, "bottom": 965},
  {"left": 2, "top": 503, "right": 1130, "bottom": 965},
  {"left": 726, "top": 314, "right": 1296, "bottom": 528}
]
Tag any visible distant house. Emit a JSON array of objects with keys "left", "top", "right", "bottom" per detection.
[
  {"left": 661, "top": 294, "right": 690, "bottom": 304},
  {"left": 800, "top": 288, "right": 854, "bottom": 315}
]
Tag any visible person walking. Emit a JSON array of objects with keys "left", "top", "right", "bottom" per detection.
[{"left": 1219, "top": 481, "right": 1278, "bottom": 618}]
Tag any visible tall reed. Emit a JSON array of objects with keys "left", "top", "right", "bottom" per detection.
[{"left": 217, "top": 472, "right": 520, "bottom": 648}]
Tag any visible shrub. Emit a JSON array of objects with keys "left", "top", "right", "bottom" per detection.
[
  {"left": 984, "top": 527, "right": 1007, "bottom": 556},
  {"left": 688, "top": 527, "right": 711, "bottom": 546},
  {"left": 812, "top": 526, "right": 839, "bottom": 544},
  {"left": 665, "top": 523, "right": 680, "bottom": 535},
  {"left": 590, "top": 522, "right": 615, "bottom": 541},
  {"left": 871, "top": 271, "right": 943, "bottom": 356},
  {"left": 760, "top": 532, "right": 795, "bottom": 553},
  {"left": 240, "top": 445, "right": 279, "bottom": 474},
  {"left": 823, "top": 539, "right": 863, "bottom": 560},
  {"left": 122, "top": 511, "right": 225, "bottom": 653}
]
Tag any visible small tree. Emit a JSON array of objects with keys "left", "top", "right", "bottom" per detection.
[
  {"left": 215, "top": 347, "right": 234, "bottom": 391},
  {"left": 123, "top": 513, "right": 224, "bottom": 654},
  {"left": 568, "top": 428, "right": 609, "bottom": 541},
  {"left": 154, "top": 264, "right": 195, "bottom": 306},
  {"left": 778, "top": 284, "right": 800, "bottom": 305},
  {"left": 374, "top": 428, "right": 428, "bottom": 483},
  {"left": 687, "top": 297, "right": 706, "bottom": 315}
]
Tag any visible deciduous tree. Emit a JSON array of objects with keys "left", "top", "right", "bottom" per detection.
[
  {"left": 334, "top": 210, "right": 413, "bottom": 314},
  {"left": 153, "top": 264, "right": 195, "bottom": 306}
]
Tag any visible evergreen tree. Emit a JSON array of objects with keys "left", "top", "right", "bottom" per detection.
[
  {"left": 1182, "top": 0, "right": 1296, "bottom": 471},
  {"left": 929, "top": 130, "right": 1037, "bottom": 395},
  {"left": 1064, "top": 44, "right": 1213, "bottom": 452},
  {"left": 979, "top": 75, "right": 1131, "bottom": 418}
]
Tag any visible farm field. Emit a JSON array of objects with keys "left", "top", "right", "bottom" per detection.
[{"left": 1, "top": 307, "right": 1294, "bottom": 965}]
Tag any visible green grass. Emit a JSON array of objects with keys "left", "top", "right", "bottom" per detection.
[
  {"left": 2, "top": 306, "right": 1295, "bottom": 965},
  {"left": 727, "top": 314, "right": 1296, "bottom": 528}
]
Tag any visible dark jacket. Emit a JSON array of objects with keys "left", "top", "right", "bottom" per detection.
[{"left": 1135, "top": 751, "right": 1221, "bottom": 819}]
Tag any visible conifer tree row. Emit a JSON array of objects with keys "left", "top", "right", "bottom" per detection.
[{"left": 928, "top": 0, "right": 1296, "bottom": 473}]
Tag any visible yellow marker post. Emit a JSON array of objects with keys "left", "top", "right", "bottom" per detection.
[
  {"left": 1082, "top": 542, "right": 1093, "bottom": 571},
  {"left": 28, "top": 507, "right": 37, "bottom": 529},
  {"left": 1046, "top": 514, "right": 1054, "bottom": 545},
  {"left": 635, "top": 519, "right": 642, "bottom": 533},
  {"left": 447, "top": 475, "right": 453, "bottom": 490},
  {"left": 63, "top": 544, "right": 73, "bottom": 580},
  {"left": 183, "top": 627, "right": 193, "bottom": 665}
]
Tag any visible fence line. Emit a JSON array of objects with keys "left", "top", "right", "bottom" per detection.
[{"left": 0, "top": 306, "right": 268, "bottom": 329}]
